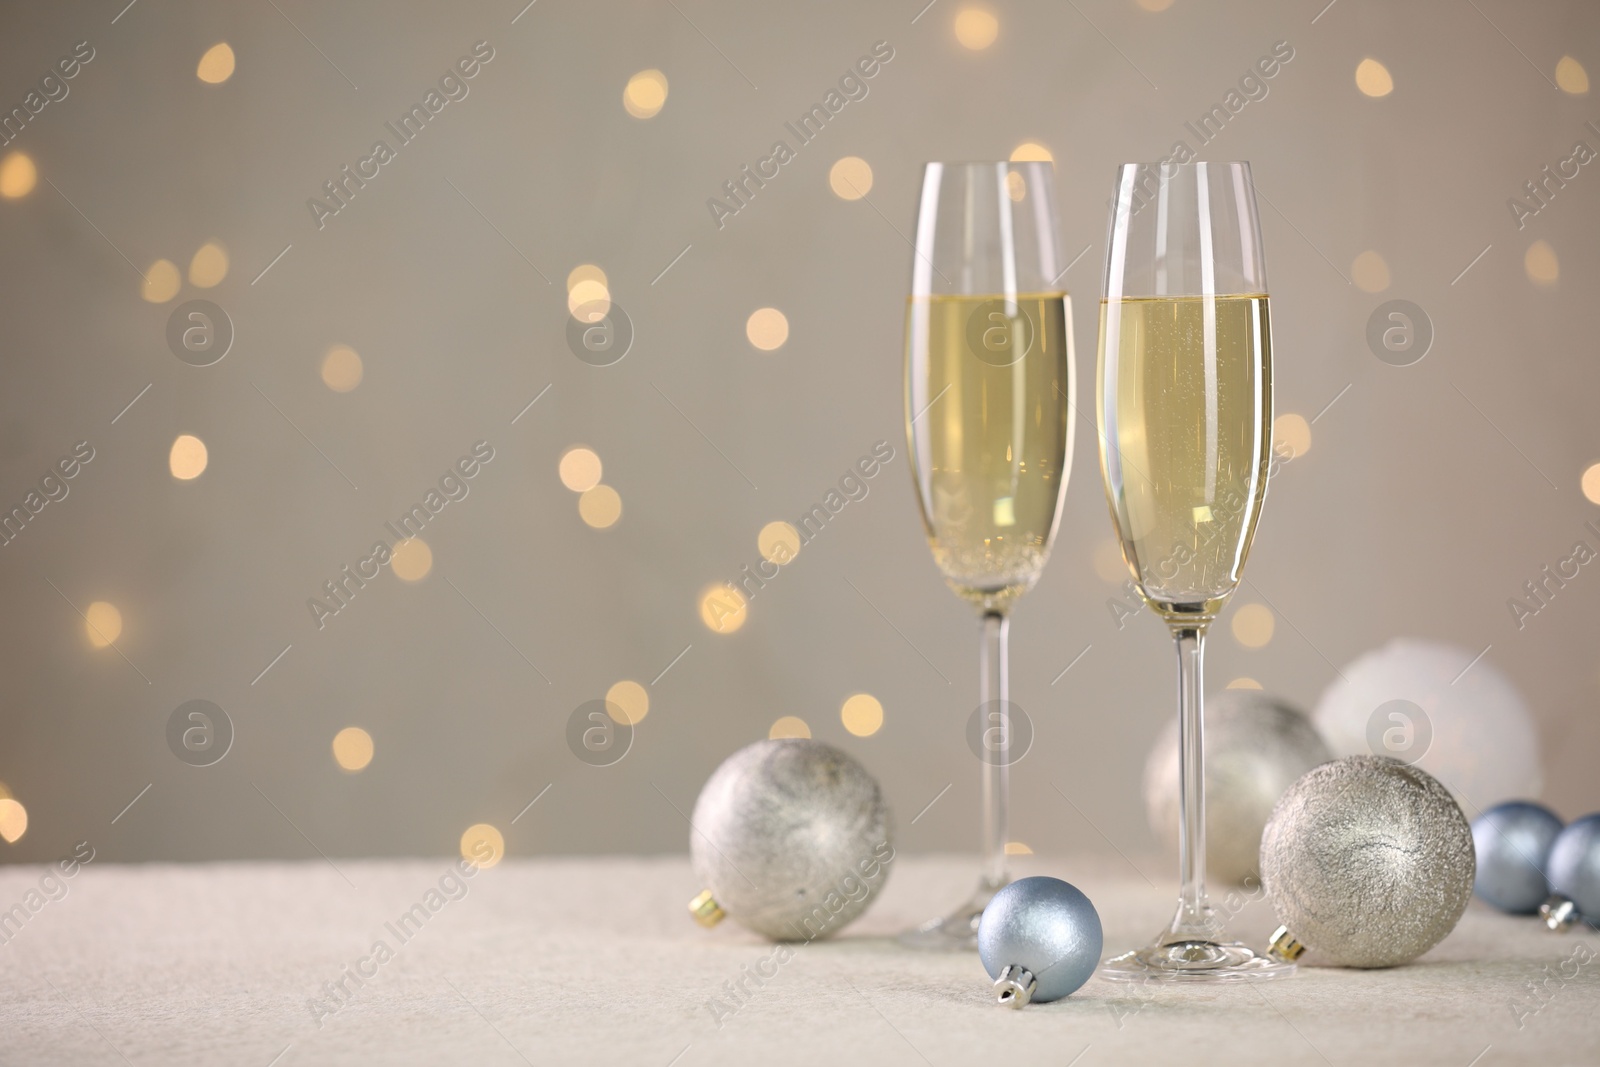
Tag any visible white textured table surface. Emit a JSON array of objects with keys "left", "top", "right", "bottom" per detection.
[{"left": 1, "top": 855, "right": 1596, "bottom": 1066}]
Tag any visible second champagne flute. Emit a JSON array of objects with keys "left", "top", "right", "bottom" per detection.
[{"left": 900, "top": 161, "right": 1074, "bottom": 949}]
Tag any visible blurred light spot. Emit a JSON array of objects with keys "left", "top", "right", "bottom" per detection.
[
  {"left": 1093, "top": 539, "right": 1127, "bottom": 583},
  {"left": 758, "top": 521, "right": 802, "bottom": 565},
  {"left": 1009, "top": 141, "right": 1053, "bottom": 162},
  {"left": 321, "top": 344, "right": 363, "bottom": 392},
  {"left": 1273, "top": 413, "right": 1311, "bottom": 459},
  {"left": 841, "top": 693, "right": 884, "bottom": 737},
  {"left": 559, "top": 447, "right": 603, "bottom": 492},
  {"left": 1005, "top": 171, "right": 1027, "bottom": 202},
  {"left": 1355, "top": 58, "right": 1393, "bottom": 97},
  {"left": 332, "top": 727, "right": 374, "bottom": 772},
  {"left": 1351, "top": 250, "right": 1390, "bottom": 293},
  {"left": 699, "top": 584, "right": 747, "bottom": 633},
  {"left": 1227, "top": 677, "right": 1263, "bottom": 690},
  {"left": 1231, "top": 603, "right": 1274, "bottom": 649},
  {"left": 197, "top": 42, "right": 236, "bottom": 84},
  {"left": 0, "top": 798, "right": 26, "bottom": 843},
  {"left": 623, "top": 69, "right": 668, "bottom": 119},
  {"left": 391, "top": 538, "right": 433, "bottom": 581},
  {"left": 579, "top": 484, "right": 622, "bottom": 528},
  {"left": 567, "top": 263, "right": 607, "bottom": 292},
  {"left": 85, "top": 601, "right": 122, "bottom": 648},
  {"left": 141, "top": 259, "right": 182, "bottom": 303},
  {"left": 746, "top": 307, "right": 789, "bottom": 351},
  {"left": 954, "top": 7, "right": 999, "bottom": 50},
  {"left": 187, "top": 241, "right": 229, "bottom": 288},
  {"left": 0, "top": 151, "right": 38, "bottom": 198},
  {"left": 828, "top": 156, "right": 873, "bottom": 200},
  {"left": 169, "top": 434, "right": 208, "bottom": 480},
  {"left": 1525, "top": 240, "right": 1559, "bottom": 285},
  {"left": 567, "top": 278, "right": 611, "bottom": 323},
  {"left": 769, "top": 716, "right": 810, "bottom": 739},
  {"left": 460, "top": 823, "right": 504, "bottom": 868},
  {"left": 1556, "top": 55, "right": 1589, "bottom": 95},
  {"left": 1005, "top": 841, "right": 1033, "bottom": 855},
  {"left": 606, "top": 680, "right": 649, "bottom": 725},
  {"left": 1582, "top": 462, "right": 1600, "bottom": 505}
]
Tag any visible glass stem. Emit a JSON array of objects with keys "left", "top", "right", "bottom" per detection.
[
  {"left": 979, "top": 611, "right": 1010, "bottom": 892},
  {"left": 1171, "top": 624, "right": 1215, "bottom": 939}
]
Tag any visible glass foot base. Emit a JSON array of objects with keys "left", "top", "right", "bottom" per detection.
[
  {"left": 1100, "top": 939, "right": 1295, "bottom": 983},
  {"left": 897, "top": 887, "right": 999, "bottom": 951}
]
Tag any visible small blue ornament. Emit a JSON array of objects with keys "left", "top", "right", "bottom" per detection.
[
  {"left": 1471, "top": 801, "right": 1563, "bottom": 914},
  {"left": 977, "top": 876, "right": 1102, "bottom": 1007},
  {"left": 1547, "top": 813, "right": 1600, "bottom": 927}
]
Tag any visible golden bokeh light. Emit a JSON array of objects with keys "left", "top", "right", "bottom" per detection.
[
  {"left": 954, "top": 7, "right": 999, "bottom": 50},
  {"left": 1227, "top": 677, "right": 1264, "bottom": 690},
  {"left": 85, "top": 601, "right": 122, "bottom": 649},
  {"left": 1231, "top": 603, "right": 1275, "bottom": 649},
  {"left": 1582, "top": 462, "right": 1600, "bottom": 505},
  {"left": 187, "top": 241, "right": 229, "bottom": 288},
  {"left": 332, "top": 727, "right": 374, "bottom": 772},
  {"left": 623, "top": 69, "right": 668, "bottom": 119},
  {"left": 1005, "top": 841, "right": 1034, "bottom": 855},
  {"left": 606, "top": 680, "right": 650, "bottom": 725},
  {"left": 460, "top": 823, "right": 505, "bottom": 868},
  {"left": 0, "top": 151, "right": 38, "bottom": 199},
  {"left": 1355, "top": 58, "right": 1394, "bottom": 98},
  {"left": 1351, "top": 250, "right": 1390, "bottom": 293},
  {"left": 0, "top": 798, "right": 26, "bottom": 844},
  {"left": 828, "top": 156, "right": 873, "bottom": 200},
  {"left": 559, "top": 447, "right": 603, "bottom": 492},
  {"left": 841, "top": 693, "right": 884, "bottom": 737},
  {"left": 141, "top": 259, "right": 182, "bottom": 303},
  {"left": 567, "top": 263, "right": 607, "bottom": 292},
  {"left": 769, "top": 716, "right": 811, "bottom": 740},
  {"left": 699, "top": 583, "right": 748, "bottom": 634},
  {"left": 746, "top": 307, "right": 789, "bottom": 351},
  {"left": 1525, "top": 239, "right": 1559, "bottom": 285},
  {"left": 197, "top": 42, "right": 236, "bottom": 84},
  {"left": 1093, "top": 539, "right": 1128, "bottom": 583},
  {"left": 169, "top": 434, "right": 209, "bottom": 480},
  {"left": 1010, "top": 142, "right": 1053, "bottom": 163},
  {"left": 1273, "top": 413, "right": 1312, "bottom": 459},
  {"left": 321, "top": 344, "right": 363, "bottom": 392},
  {"left": 391, "top": 538, "right": 433, "bottom": 582},
  {"left": 579, "top": 484, "right": 622, "bottom": 528},
  {"left": 567, "top": 278, "right": 611, "bottom": 323},
  {"left": 758, "top": 521, "right": 802, "bottom": 565},
  {"left": 1005, "top": 171, "right": 1028, "bottom": 202},
  {"left": 1556, "top": 55, "right": 1589, "bottom": 95}
]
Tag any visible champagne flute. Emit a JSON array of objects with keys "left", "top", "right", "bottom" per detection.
[
  {"left": 1096, "top": 161, "right": 1291, "bottom": 981},
  {"left": 900, "top": 161, "right": 1074, "bottom": 949}
]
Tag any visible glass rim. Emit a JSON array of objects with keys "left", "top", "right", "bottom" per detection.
[
  {"left": 923, "top": 159, "right": 1055, "bottom": 170},
  {"left": 1115, "top": 159, "right": 1252, "bottom": 169}
]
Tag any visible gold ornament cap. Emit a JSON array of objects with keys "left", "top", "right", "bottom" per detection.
[
  {"left": 689, "top": 890, "right": 725, "bottom": 928},
  {"left": 1540, "top": 895, "right": 1577, "bottom": 932},
  {"left": 1269, "top": 925, "right": 1306, "bottom": 961}
]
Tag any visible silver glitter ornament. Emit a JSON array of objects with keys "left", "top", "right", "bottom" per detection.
[
  {"left": 1546, "top": 813, "right": 1600, "bottom": 927},
  {"left": 1261, "top": 756, "right": 1475, "bottom": 968},
  {"left": 688, "top": 739, "right": 894, "bottom": 941},
  {"left": 978, "top": 876, "right": 1102, "bottom": 1007},
  {"left": 1144, "top": 689, "right": 1331, "bottom": 885},
  {"left": 1471, "top": 801, "right": 1563, "bottom": 914}
]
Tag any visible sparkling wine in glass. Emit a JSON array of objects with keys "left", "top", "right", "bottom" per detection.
[
  {"left": 1096, "top": 161, "right": 1292, "bottom": 981},
  {"left": 900, "top": 161, "right": 1074, "bottom": 949}
]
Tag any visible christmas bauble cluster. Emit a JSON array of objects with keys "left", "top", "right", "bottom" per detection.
[{"left": 1471, "top": 800, "right": 1600, "bottom": 930}]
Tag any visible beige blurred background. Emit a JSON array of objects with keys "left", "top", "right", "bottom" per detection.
[{"left": 0, "top": 0, "right": 1596, "bottom": 867}]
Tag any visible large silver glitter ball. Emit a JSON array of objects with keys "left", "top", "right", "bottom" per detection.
[
  {"left": 1261, "top": 756, "right": 1475, "bottom": 968},
  {"left": 1144, "top": 689, "right": 1332, "bottom": 885},
  {"left": 689, "top": 739, "right": 894, "bottom": 941},
  {"left": 978, "top": 877, "right": 1102, "bottom": 1003}
]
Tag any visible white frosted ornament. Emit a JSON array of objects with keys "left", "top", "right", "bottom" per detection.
[
  {"left": 687, "top": 739, "right": 894, "bottom": 941},
  {"left": 1312, "top": 638, "right": 1540, "bottom": 814},
  {"left": 1144, "top": 689, "right": 1332, "bottom": 885}
]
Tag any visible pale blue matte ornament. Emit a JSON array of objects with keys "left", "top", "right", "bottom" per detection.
[
  {"left": 977, "top": 876, "right": 1102, "bottom": 1007},
  {"left": 1471, "top": 801, "right": 1564, "bottom": 914},
  {"left": 1547, "top": 813, "right": 1600, "bottom": 924}
]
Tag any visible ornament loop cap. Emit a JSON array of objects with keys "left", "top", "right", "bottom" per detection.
[
  {"left": 689, "top": 890, "right": 725, "bottom": 928},
  {"left": 1268, "top": 925, "right": 1306, "bottom": 962},
  {"left": 994, "top": 964, "right": 1037, "bottom": 1008},
  {"left": 1540, "top": 895, "right": 1577, "bottom": 932}
]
